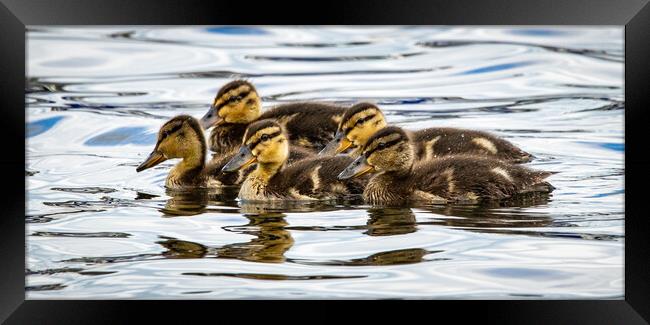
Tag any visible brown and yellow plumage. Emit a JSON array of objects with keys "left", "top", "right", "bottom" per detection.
[
  {"left": 200, "top": 80, "right": 347, "bottom": 155},
  {"left": 221, "top": 120, "right": 366, "bottom": 201},
  {"left": 338, "top": 126, "right": 554, "bottom": 206},
  {"left": 136, "top": 115, "right": 211, "bottom": 189},
  {"left": 320, "top": 102, "right": 532, "bottom": 163}
]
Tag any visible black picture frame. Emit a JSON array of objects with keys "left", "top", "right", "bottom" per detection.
[{"left": 2, "top": 0, "right": 649, "bottom": 323}]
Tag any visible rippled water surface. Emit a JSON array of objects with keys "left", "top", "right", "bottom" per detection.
[{"left": 26, "top": 26, "right": 624, "bottom": 299}]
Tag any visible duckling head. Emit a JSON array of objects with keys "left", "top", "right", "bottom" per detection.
[
  {"left": 222, "top": 120, "right": 289, "bottom": 173},
  {"left": 338, "top": 126, "right": 414, "bottom": 180},
  {"left": 136, "top": 115, "right": 206, "bottom": 172},
  {"left": 199, "top": 80, "right": 262, "bottom": 129},
  {"left": 319, "top": 102, "right": 387, "bottom": 156}
]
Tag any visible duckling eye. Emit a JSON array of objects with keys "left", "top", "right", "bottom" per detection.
[
  {"left": 261, "top": 134, "right": 270, "bottom": 141},
  {"left": 230, "top": 96, "right": 242, "bottom": 102},
  {"left": 377, "top": 142, "right": 387, "bottom": 149}
]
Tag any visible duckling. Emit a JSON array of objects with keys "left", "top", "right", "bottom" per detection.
[
  {"left": 136, "top": 115, "right": 314, "bottom": 188},
  {"left": 136, "top": 115, "right": 211, "bottom": 188},
  {"left": 338, "top": 126, "right": 554, "bottom": 206},
  {"left": 320, "top": 102, "right": 533, "bottom": 163},
  {"left": 200, "top": 79, "right": 347, "bottom": 155},
  {"left": 210, "top": 143, "right": 314, "bottom": 186},
  {"left": 221, "top": 120, "right": 365, "bottom": 201}
]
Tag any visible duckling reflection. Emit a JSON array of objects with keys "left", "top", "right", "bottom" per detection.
[
  {"left": 158, "top": 237, "right": 209, "bottom": 259},
  {"left": 155, "top": 214, "right": 293, "bottom": 263},
  {"left": 416, "top": 192, "right": 554, "bottom": 230},
  {"left": 365, "top": 207, "right": 417, "bottom": 236},
  {"left": 159, "top": 189, "right": 209, "bottom": 216},
  {"left": 157, "top": 187, "right": 243, "bottom": 217},
  {"left": 217, "top": 213, "right": 293, "bottom": 263},
  {"left": 292, "top": 248, "right": 443, "bottom": 267},
  {"left": 238, "top": 200, "right": 344, "bottom": 215}
]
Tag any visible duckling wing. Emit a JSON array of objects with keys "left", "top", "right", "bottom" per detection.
[
  {"left": 205, "top": 152, "right": 251, "bottom": 186},
  {"left": 260, "top": 103, "right": 347, "bottom": 150},
  {"left": 413, "top": 128, "right": 532, "bottom": 163},
  {"left": 414, "top": 156, "right": 553, "bottom": 201},
  {"left": 269, "top": 156, "right": 364, "bottom": 199},
  {"left": 287, "top": 146, "right": 317, "bottom": 164},
  {"left": 209, "top": 123, "right": 248, "bottom": 155}
]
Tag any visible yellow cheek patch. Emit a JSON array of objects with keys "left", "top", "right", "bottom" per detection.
[{"left": 352, "top": 124, "right": 382, "bottom": 147}]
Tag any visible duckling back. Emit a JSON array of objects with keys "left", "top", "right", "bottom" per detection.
[
  {"left": 254, "top": 156, "right": 365, "bottom": 201},
  {"left": 209, "top": 123, "right": 248, "bottom": 156},
  {"left": 408, "top": 155, "right": 553, "bottom": 203},
  {"left": 209, "top": 103, "right": 346, "bottom": 155},
  {"left": 412, "top": 128, "right": 532, "bottom": 163},
  {"left": 259, "top": 102, "right": 347, "bottom": 150}
]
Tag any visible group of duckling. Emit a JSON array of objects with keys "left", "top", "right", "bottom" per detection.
[{"left": 136, "top": 80, "right": 555, "bottom": 206}]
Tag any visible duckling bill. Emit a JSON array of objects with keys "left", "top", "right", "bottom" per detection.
[
  {"left": 222, "top": 120, "right": 365, "bottom": 201},
  {"left": 320, "top": 102, "right": 533, "bottom": 163},
  {"left": 201, "top": 79, "right": 347, "bottom": 155},
  {"left": 338, "top": 126, "right": 555, "bottom": 206}
]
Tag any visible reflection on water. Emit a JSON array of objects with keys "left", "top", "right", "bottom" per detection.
[
  {"left": 365, "top": 208, "right": 417, "bottom": 237},
  {"left": 218, "top": 214, "right": 294, "bottom": 263},
  {"left": 26, "top": 26, "right": 623, "bottom": 299}
]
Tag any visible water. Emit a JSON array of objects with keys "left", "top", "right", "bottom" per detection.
[{"left": 26, "top": 26, "right": 624, "bottom": 299}]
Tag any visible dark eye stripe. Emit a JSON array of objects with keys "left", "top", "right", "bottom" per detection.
[
  {"left": 214, "top": 90, "right": 252, "bottom": 112},
  {"left": 158, "top": 123, "right": 183, "bottom": 145},
  {"left": 365, "top": 138, "right": 402, "bottom": 157},
  {"left": 249, "top": 130, "right": 282, "bottom": 150},
  {"left": 343, "top": 113, "right": 376, "bottom": 134},
  {"left": 226, "top": 91, "right": 250, "bottom": 104}
]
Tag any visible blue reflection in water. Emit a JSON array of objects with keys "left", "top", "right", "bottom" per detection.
[
  {"left": 68, "top": 103, "right": 118, "bottom": 109},
  {"left": 483, "top": 267, "right": 573, "bottom": 279},
  {"left": 459, "top": 61, "right": 534, "bottom": 75},
  {"left": 27, "top": 116, "right": 65, "bottom": 138},
  {"left": 510, "top": 29, "right": 569, "bottom": 37},
  {"left": 84, "top": 127, "right": 156, "bottom": 146},
  {"left": 600, "top": 143, "right": 624, "bottom": 152},
  {"left": 589, "top": 189, "right": 624, "bottom": 198},
  {"left": 205, "top": 26, "right": 268, "bottom": 35},
  {"left": 577, "top": 141, "right": 624, "bottom": 152}
]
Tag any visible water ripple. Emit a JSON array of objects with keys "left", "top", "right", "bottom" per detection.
[{"left": 417, "top": 40, "right": 622, "bottom": 62}]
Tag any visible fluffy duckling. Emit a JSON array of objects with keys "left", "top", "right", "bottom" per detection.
[
  {"left": 209, "top": 143, "right": 314, "bottom": 186},
  {"left": 136, "top": 115, "right": 211, "bottom": 188},
  {"left": 221, "top": 120, "right": 365, "bottom": 201},
  {"left": 200, "top": 79, "right": 347, "bottom": 155},
  {"left": 338, "top": 126, "right": 554, "bottom": 206},
  {"left": 136, "top": 115, "right": 314, "bottom": 188},
  {"left": 320, "top": 102, "right": 532, "bottom": 163}
]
